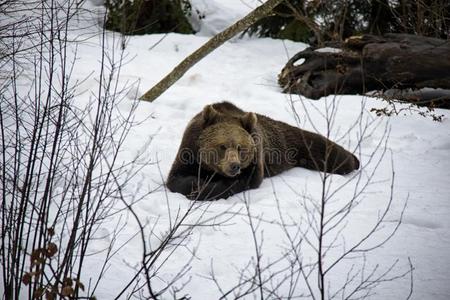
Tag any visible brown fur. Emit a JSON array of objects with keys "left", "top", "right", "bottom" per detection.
[{"left": 167, "top": 101, "right": 359, "bottom": 200}]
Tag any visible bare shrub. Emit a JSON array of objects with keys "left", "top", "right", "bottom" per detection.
[
  {"left": 204, "top": 95, "right": 413, "bottom": 299},
  {"left": 0, "top": 1, "right": 231, "bottom": 299}
]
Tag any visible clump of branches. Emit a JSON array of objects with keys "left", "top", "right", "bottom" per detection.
[
  {"left": 1, "top": 1, "right": 237, "bottom": 299},
  {"left": 246, "top": 0, "right": 450, "bottom": 45},
  {"left": 204, "top": 95, "right": 413, "bottom": 299},
  {"left": 0, "top": 0, "right": 145, "bottom": 297},
  {"left": 369, "top": 90, "right": 446, "bottom": 122},
  {"left": 275, "top": 95, "right": 413, "bottom": 299}
]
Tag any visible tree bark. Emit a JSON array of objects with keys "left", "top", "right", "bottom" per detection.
[
  {"left": 278, "top": 33, "right": 450, "bottom": 108},
  {"left": 140, "top": 0, "right": 284, "bottom": 102}
]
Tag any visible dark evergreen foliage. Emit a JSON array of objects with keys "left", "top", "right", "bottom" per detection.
[
  {"left": 246, "top": 0, "right": 450, "bottom": 43},
  {"left": 105, "top": 0, "right": 194, "bottom": 35},
  {"left": 244, "top": 0, "right": 314, "bottom": 42}
]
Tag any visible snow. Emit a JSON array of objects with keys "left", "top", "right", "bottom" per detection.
[
  {"left": 188, "top": 0, "right": 256, "bottom": 35},
  {"left": 315, "top": 47, "right": 342, "bottom": 53},
  {"left": 8, "top": 0, "right": 450, "bottom": 298}
]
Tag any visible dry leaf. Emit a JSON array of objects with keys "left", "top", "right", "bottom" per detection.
[
  {"left": 22, "top": 273, "right": 31, "bottom": 285},
  {"left": 61, "top": 286, "right": 73, "bottom": 297},
  {"left": 46, "top": 243, "right": 58, "bottom": 258}
]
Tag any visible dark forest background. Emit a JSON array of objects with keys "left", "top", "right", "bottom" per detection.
[{"left": 105, "top": 0, "right": 450, "bottom": 44}]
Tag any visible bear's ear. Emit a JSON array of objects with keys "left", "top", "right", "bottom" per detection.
[
  {"left": 241, "top": 112, "right": 257, "bottom": 132},
  {"left": 202, "top": 104, "right": 220, "bottom": 126}
]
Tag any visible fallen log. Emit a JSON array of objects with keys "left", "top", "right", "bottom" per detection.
[{"left": 279, "top": 34, "right": 450, "bottom": 108}]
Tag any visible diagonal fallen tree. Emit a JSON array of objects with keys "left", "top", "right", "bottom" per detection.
[
  {"left": 139, "top": 0, "right": 284, "bottom": 102},
  {"left": 278, "top": 34, "right": 450, "bottom": 108}
]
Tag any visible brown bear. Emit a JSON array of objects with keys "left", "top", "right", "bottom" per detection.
[{"left": 167, "top": 101, "right": 359, "bottom": 200}]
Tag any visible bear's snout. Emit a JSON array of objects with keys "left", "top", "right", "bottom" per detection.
[
  {"left": 222, "top": 149, "right": 241, "bottom": 177},
  {"left": 228, "top": 162, "right": 241, "bottom": 176}
]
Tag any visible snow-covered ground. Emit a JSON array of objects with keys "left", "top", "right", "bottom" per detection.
[{"left": 9, "top": 0, "right": 450, "bottom": 298}]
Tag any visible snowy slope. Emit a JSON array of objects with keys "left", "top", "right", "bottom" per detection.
[{"left": 19, "top": 0, "right": 450, "bottom": 298}]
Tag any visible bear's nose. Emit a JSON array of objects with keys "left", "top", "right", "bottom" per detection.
[{"left": 229, "top": 162, "right": 240, "bottom": 174}]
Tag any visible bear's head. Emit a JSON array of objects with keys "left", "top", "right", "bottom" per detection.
[{"left": 198, "top": 105, "right": 258, "bottom": 177}]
